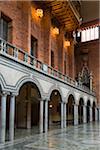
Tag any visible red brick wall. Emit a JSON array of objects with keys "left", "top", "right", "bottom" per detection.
[
  {"left": 75, "top": 39, "right": 100, "bottom": 105},
  {"left": 0, "top": 1, "right": 75, "bottom": 79}
]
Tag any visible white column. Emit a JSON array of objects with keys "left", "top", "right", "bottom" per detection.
[
  {"left": 44, "top": 100, "right": 48, "bottom": 132},
  {"left": 63, "top": 103, "right": 66, "bottom": 128},
  {"left": 61, "top": 102, "right": 64, "bottom": 129},
  {"left": 0, "top": 92, "right": 7, "bottom": 143},
  {"left": 27, "top": 102, "right": 31, "bottom": 129},
  {"left": 95, "top": 108, "right": 97, "bottom": 121},
  {"left": 83, "top": 105, "right": 86, "bottom": 123},
  {"left": 74, "top": 104, "right": 78, "bottom": 125},
  {"left": 40, "top": 100, "right": 44, "bottom": 133},
  {"left": 90, "top": 107, "right": 92, "bottom": 122},
  {"left": 9, "top": 94, "right": 15, "bottom": 141},
  {"left": 99, "top": 109, "right": 100, "bottom": 121}
]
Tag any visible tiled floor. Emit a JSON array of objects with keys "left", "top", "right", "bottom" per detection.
[{"left": 0, "top": 122, "right": 100, "bottom": 150}]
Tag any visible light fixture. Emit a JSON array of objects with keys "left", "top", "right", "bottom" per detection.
[
  {"left": 53, "top": 27, "right": 59, "bottom": 35},
  {"left": 64, "top": 40, "right": 70, "bottom": 47},
  {"left": 49, "top": 104, "right": 52, "bottom": 108},
  {"left": 36, "top": 9, "right": 43, "bottom": 18}
]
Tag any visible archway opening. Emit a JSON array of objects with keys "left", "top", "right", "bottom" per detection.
[
  {"left": 87, "top": 100, "right": 90, "bottom": 123},
  {"left": 67, "top": 94, "right": 75, "bottom": 126},
  {"left": 78, "top": 98, "right": 84, "bottom": 124},
  {"left": 15, "top": 82, "right": 41, "bottom": 137},
  {"left": 92, "top": 101, "right": 96, "bottom": 121},
  {"left": 49, "top": 90, "right": 62, "bottom": 130}
]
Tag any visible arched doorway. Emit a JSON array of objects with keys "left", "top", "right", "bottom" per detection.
[
  {"left": 78, "top": 98, "right": 84, "bottom": 124},
  {"left": 15, "top": 82, "right": 41, "bottom": 133},
  {"left": 87, "top": 100, "right": 91, "bottom": 123},
  {"left": 67, "top": 94, "right": 75, "bottom": 126},
  {"left": 92, "top": 102, "right": 96, "bottom": 121},
  {"left": 49, "top": 90, "right": 62, "bottom": 129}
]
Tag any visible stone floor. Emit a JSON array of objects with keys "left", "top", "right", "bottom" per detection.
[{"left": 0, "top": 122, "right": 100, "bottom": 150}]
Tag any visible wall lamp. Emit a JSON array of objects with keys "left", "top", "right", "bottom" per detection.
[{"left": 36, "top": 9, "right": 43, "bottom": 18}]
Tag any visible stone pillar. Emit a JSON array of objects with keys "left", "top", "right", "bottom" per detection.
[
  {"left": 44, "top": 100, "right": 48, "bottom": 132},
  {"left": 95, "top": 108, "right": 97, "bottom": 121},
  {"left": 40, "top": 100, "right": 44, "bottom": 133},
  {"left": 0, "top": 92, "right": 7, "bottom": 143},
  {"left": 63, "top": 103, "right": 66, "bottom": 128},
  {"left": 27, "top": 102, "right": 31, "bottom": 129},
  {"left": 83, "top": 105, "right": 87, "bottom": 123},
  {"left": 99, "top": 109, "right": 100, "bottom": 121},
  {"left": 90, "top": 107, "right": 92, "bottom": 122},
  {"left": 9, "top": 94, "right": 16, "bottom": 141},
  {"left": 74, "top": 104, "right": 78, "bottom": 125},
  {"left": 61, "top": 102, "right": 64, "bottom": 129}
]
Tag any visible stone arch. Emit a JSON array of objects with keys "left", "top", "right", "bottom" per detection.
[
  {"left": 67, "top": 94, "right": 75, "bottom": 125},
  {"left": 0, "top": 73, "right": 6, "bottom": 91},
  {"left": 87, "top": 99, "right": 91, "bottom": 123},
  {"left": 79, "top": 97, "right": 84, "bottom": 105},
  {"left": 78, "top": 98, "right": 84, "bottom": 124},
  {"left": 48, "top": 85, "right": 63, "bottom": 101},
  {"left": 16, "top": 76, "right": 44, "bottom": 99},
  {"left": 66, "top": 91, "right": 76, "bottom": 104}
]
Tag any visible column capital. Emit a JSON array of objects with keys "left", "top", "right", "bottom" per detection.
[
  {"left": 10, "top": 92, "right": 18, "bottom": 97},
  {"left": 0, "top": 91, "right": 9, "bottom": 96}
]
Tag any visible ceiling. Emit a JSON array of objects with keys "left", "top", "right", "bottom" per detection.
[{"left": 34, "top": 0, "right": 81, "bottom": 32}]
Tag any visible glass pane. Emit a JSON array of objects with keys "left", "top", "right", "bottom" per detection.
[
  {"left": 90, "top": 27, "right": 95, "bottom": 40},
  {"left": 94, "top": 26, "right": 99, "bottom": 39},
  {"left": 86, "top": 28, "right": 90, "bottom": 41},
  {"left": 81, "top": 30, "right": 86, "bottom": 42}
]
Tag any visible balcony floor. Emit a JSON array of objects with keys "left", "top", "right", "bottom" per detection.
[{"left": 0, "top": 122, "right": 100, "bottom": 150}]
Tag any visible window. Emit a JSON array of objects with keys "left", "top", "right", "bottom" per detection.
[
  {"left": 81, "top": 26, "right": 99, "bottom": 42},
  {"left": 31, "top": 36, "right": 37, "bottom": 57},
  {"left": 0, "top": 12, "right": 12, "bottom": 41},
  {"left": 51, "top": 50, "right": 54, "bottom": 68}
]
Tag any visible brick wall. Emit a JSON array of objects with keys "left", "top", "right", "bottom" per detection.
[
  {"left": 75, "top": 40, "right": 100, "bottom": 105},
  {"left": 0, "top": 1, "right": 75, "bottom": 78}
]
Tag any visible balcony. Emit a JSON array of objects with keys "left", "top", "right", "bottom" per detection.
[{"left": 0, "top": 38, "right": 95, "bottom": 96}]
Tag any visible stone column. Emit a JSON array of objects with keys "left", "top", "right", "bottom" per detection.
[
  {"left": 44, "top": 100, "right": 48, "bottom": 132},
  {"left": 90, "top": 107, "right": 92, "bottom": 122},
  {"left": 95, "top": 108, "right": 97, "bottom": 121},
  {"left": 63, "top": 103, "right": 66, "bottom": 128},
  {"left": 74, "top": 104, "right": 78, "bottom": 125},
  {"left": 9, "top": 94, "right": 16, "bottom": 141},
  {"left": 40, "top": 100, "right": 44, "bottom": 133},
  {"left": 83, "top": 105, "right": 87, "bottom": 123},
  {"left": 0, "top": 92, "right": 7, "bottom": 143},
  {"left": 99, "top": 109, "right": 100, "bottom": 121},
  {"left": 61, "top": 102, "right": 64, "bottom": 129},
  {"left": 27, "top": 102, "right": 31, "bottom": 129}
]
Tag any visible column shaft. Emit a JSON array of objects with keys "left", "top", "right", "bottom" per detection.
[
  {"left": 0, "top": 93, "right": 7, "bottom": 143},
  {"left": 44, "top": 100, "right": 48, "bottom": 132},
  {"left": 99, "top": 109, "right": 100, "bottom": 121},
  {"left": 83, "top": 105, "right": 86, "bottom": 123},
  {"left": 74, "top": 104, "right": 78, "bottom": 125},
  {"left": 40, "top": 100, "right": 44, "bottom": 133},
  {"left": 64, "top": 103, "right": 66, "bottom": 128},
  {"left": 95, "top": 108, "right": 97, "bottom": 121},
  {"left": 61, "top": 102, "right": 64, "bottom": 129},
  {"left": 9, "top": 95, "right": 15, "bottom": 141},
  {"left": 90, "top": 107, "right": 92, "bottom": 122}
]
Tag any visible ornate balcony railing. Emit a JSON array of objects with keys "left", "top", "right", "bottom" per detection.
[{"left": 0, "top": 38, "right": 95, "bottom": 96}]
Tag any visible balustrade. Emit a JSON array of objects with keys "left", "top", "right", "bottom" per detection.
[{"left": 0, "top": 38, "right": 95, "bottom": 96}]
